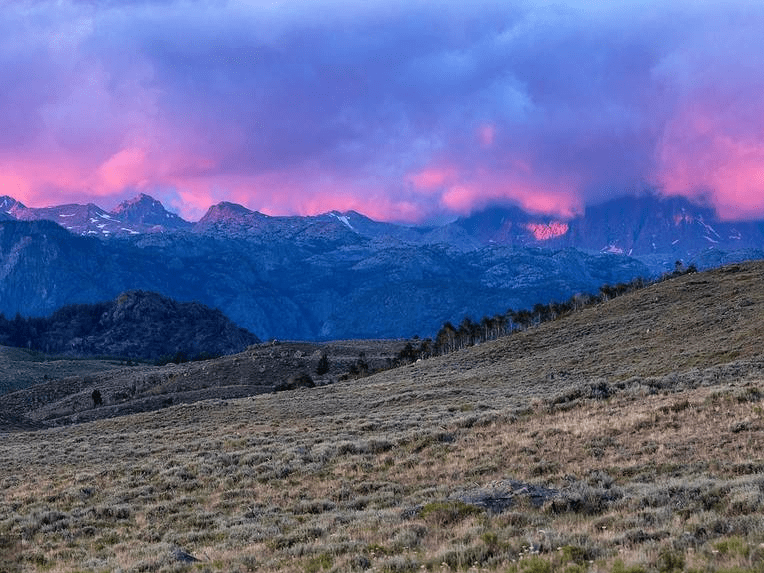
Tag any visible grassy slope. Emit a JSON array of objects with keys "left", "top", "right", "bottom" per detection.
[
  {"left": 1, "top": 262, "right": 764, "bottom": 572},
  {"left": 0, "top": 347, "right": 128, "bottom": 396},
  {"left": 0, "top": 339, "right": 409, "bottom": 428}
]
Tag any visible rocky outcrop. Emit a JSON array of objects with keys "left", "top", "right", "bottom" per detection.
[{"left": 0, "top": 290, "right": 259, "bottom": 360}]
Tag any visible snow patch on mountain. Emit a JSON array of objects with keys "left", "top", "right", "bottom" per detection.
[{"left": 330, "top": 212, "right": 355, "bottom": 231}]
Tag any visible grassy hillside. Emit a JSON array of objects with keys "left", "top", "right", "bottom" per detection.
[
  {"left": 0, "top": 339, "right": 409, "bottom": 428},
  {"left": 1, "top": 262, "right": 764, "bottom": 572},
  {"left": 0, "top": 346, "right": 128, "bottom": 396}
]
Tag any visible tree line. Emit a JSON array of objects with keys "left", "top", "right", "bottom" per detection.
[
  {"left": 390, "top": 261, "right": 697, "bottom": 367},
  {"left": 0, "top": 302, "right": 108, "bottom": 352}
]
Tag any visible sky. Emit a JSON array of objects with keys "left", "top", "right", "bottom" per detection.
[{"left": 1, "top": 0, "right": 764, "bottom": 223}]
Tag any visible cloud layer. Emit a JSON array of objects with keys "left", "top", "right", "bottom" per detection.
[{"left": 1, "top": 0, "right": 763, "bottom": 221}]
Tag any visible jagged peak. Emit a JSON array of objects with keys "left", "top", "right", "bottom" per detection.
[
  {"left": 0, "top": 196, "right": 25, "bottom": 212},
  {"left": 111, "top": 193, "right": 163, "bottom": 212},
  {"left": 108, "top": 194, "right": 190, "bottom": 230}
]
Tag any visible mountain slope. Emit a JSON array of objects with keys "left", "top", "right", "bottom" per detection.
[
  {"left": 0, "top": 290, "right": 259, "bottom": 360},
  {"left": 389, "top": 261, "right": 764, "bottom": 391},
  {"left": 1, "top": 263, "right": 763, "bottom": 573},
  {"left": 0, "top": 219, "right": 650, "bottom": 340}
]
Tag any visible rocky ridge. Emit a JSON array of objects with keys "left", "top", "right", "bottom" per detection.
[
  {"left": 3, "top": 192, "right": 763, "bottom": 264},
  {"left": 0, "top": 290, "right": 258, "bottom": 360}
]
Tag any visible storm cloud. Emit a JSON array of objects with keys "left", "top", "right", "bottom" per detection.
[{"left": 1, "top": 0, "right": 763, "bottom": 221}]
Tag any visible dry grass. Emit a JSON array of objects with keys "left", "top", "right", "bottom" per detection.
[
  {"left": 0, "top": 339, "right": 409, "bottom": 429},
  {"left": 2, "top": 262, "right": 764, "bottom": 572},
  {"left": 0, "top": 347, "right": 128, "bottom": 396}
]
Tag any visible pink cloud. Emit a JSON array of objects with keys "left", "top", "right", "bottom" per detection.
[
  {"left": 164, "top": 166, "right": 427, "bottom": 223},
  {"left": 95, "top": 147, "right": 149, "bottom": 190},
  {"left": 657, "top": 92, "right": 764, "bottom": 220},
  {"left": 439, "top": 171, "right": 580, "bottom": 218},
  {"left": 4, "top": 0, "right": 764, "bottom": 226},
  {"left": 0, "top": 156, "right": 88, "bottom": 206},
  {"left": 477, "top": 123, "right": 496, "bottom": 147},
  {"left": 406, "top": 165, "right": 458, "bottom": 193},
  {"left": 0, "top": 171, "right": 32, "bottom": 200}
]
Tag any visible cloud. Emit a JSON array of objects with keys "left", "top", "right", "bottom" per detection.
[{"left": 0, "top": 0, "right": 763, "bottom": 221}]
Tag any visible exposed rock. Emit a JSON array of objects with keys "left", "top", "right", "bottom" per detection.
[
  {"left": 171, "top": 548, "right": 200, "bottom": 563},
  {"left": 0, "top": 290, "right": 258, "bottom": 360},
  {"left": 455, "top": 479, "right": 560, "bottom": 512}
]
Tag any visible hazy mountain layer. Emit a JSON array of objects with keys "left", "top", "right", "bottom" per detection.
[
  {"left": 3, "top": 192, "right": 764, "bottom": 340},
  {"left": 0, "top": 220, "right": 648, "bottom": 340}
]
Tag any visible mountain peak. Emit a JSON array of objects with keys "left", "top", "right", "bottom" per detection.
[
  {"left": 210, "top": 201, "right": 255, "bottom": 215},
  {"left": 0, "top": 195, "right": 25, "bottom": 215},
  {"left": 112, "top": 193, "right": 160, "bottom": 211},
  {"left": 110, "top": 194, "right": 190, "bottom": 230},
  {"left": 197, "top": 202, "right": 263, "bottom": 227}
]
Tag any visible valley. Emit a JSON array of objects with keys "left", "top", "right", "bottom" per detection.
[{"left": 1, "top": 262, "right": 764, "bottom": 572}]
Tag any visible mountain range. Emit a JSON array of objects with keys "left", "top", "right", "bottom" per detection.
[
  {"left": 1, "top": 192, "right": 762, "bottom": 341},
  {"left": 3, "top": 192, "right": 763, "bottom": 261}
]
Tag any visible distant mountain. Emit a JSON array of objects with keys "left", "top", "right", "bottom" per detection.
[
  {"left": 0, "top": 290, "right": 258, "bottom": 360},
  {"left": 2, "top": 191, "right": 764, "bottom": 340},
  {"left": 1, "top": 193, "right": 190, "bottom": 236},
  {"left": 3, "top": 191, "right": 763, "bottom": 266},
  {"left": 0, "top": 219, "right": 649, "bottom": 340},
  {"left": 556, "top": 194, "right": 764, "bottom": 260},
  {"left": 110, "top": 193, "right": 192, "bottom": 231},
  {"left": 194, "top": 202, "right": 366, "bottom": 245},
  {"left": 447, "top": 194, "right": 764, "bottom": 270}
]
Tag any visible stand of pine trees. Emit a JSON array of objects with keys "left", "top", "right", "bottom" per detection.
[{"left": 392, "top": 263, "right": 696, "bottom": 367}]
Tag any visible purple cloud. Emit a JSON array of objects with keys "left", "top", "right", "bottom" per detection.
[{"left": 1, "top": 0, "right": 763, "bottom": 222}]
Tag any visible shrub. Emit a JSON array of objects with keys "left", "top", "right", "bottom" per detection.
[
  {"left": 274, "top": 373, "right": 315, "bottom": 392},
  {"left": 612, "top": 559, "right": 647, "bottom": 573},
  {"left": 520, "top": 556, "right": 552, "bottom": 573},
  {"left": 419, "top": 501, "right": 483, "bottom": 527},
  {"left": 561, "top": 545, "right": 592, "bottom": 564},
  {"left": 316, "top": 352, "right": 330, "bottom": 375},
  {"left": 438, "top": 544, "right": 494, "bottom": 570},
  {"left": 305, "top": 553, "right": 333, "bottom": 572},
  {"left": 657, "top": 549, "right": 685, "bottom": 573}
]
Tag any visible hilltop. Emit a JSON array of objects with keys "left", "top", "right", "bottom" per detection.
[
  {"left": 0, "top": 290, "right": 258, "bottom": 362},
  {"left": 1, "top": 262, "right": 763, "bottom": 572}
]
